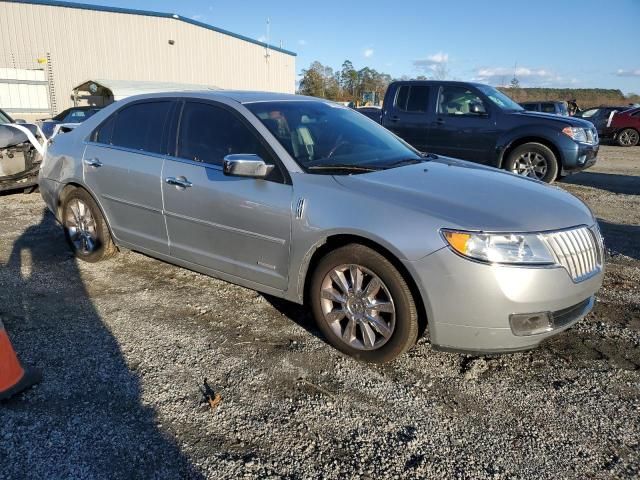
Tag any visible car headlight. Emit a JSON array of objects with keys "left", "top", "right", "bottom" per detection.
[
  {"left": 442, "top": 230, "right": 555, "bottom": 265},
  {"left": 562, "top": 126, "right": 590, "bottom": 143}
]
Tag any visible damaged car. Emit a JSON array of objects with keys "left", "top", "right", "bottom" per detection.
[{"left": 0, "top": 108, "right": 43, "bottom": 193}]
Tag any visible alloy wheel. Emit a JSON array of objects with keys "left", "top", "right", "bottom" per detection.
[
  {"left": 319, "top": 264, "right": 396, "bottom": 351},
  {"left": 619, "top": 129, "right": 639, "bottom": 146},
  {"left": 65, "top": 199, "right": 98, "bottom": 254},
  {"left": 511, "top": 151, "right": 548, "bottom": 180}
]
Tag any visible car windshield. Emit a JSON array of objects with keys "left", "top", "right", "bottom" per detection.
[
  {"left": 475, "top": 85, "right": 523, "bottom": 111},
  {"left": 245, "top": 100, "right": 423, "bottom": 173}
]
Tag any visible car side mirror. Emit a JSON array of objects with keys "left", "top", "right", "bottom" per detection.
[
  {"left": 469, "top": 103, "right": 487, "bottom": 115},
  {"left": 223, "top": 154, "right": 274, "bottom": 179}
]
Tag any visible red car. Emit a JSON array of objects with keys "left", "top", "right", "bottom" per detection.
[{"left": 603, "top": 107, "right": 640, "bottom": 146}]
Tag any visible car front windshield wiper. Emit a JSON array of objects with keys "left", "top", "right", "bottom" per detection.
[
  {"left": 306, "top": 164, "right": 382, "bottom": 173},
  {"left": 383, "top": 153, "right": 436, "bottom": 169}
]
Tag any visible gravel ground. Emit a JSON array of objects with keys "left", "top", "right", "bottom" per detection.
[{"left": 1, "top": 145, "right": 639, "bottom": 479}]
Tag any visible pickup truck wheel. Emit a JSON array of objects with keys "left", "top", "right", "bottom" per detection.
[
  {"left": 505, "top": 142, "right": 558, "bottom": 183},
  {"left": 616, "top": 128, "right": 639, "bottom": 147},
  {"left": 62, "top": 188, "right": 117, "bottom": 263},
  {"left": 310, "top": 244, "right": 419, "bottom": 363}
]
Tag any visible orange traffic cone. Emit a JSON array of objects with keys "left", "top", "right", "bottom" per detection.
[{"left": 0, "top": 318, "right": 41, "bottom": 401}]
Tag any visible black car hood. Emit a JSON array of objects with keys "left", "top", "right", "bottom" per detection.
[{"left": 508, "top": 110, "right": 595, "bottom": 129}]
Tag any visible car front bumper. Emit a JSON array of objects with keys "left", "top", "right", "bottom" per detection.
[
  {"left": 405, "top": 246, "right": 604, "bottom": 353},
  {"left": 560, "top": 143, "right": 598, "bottom": 175},
  {"left": 0, "top": 165, "right": 40, "bottom": 192}
]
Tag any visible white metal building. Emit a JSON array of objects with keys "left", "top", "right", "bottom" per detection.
[{"left": 0, "top": 0, "right": 296, "bottom": 119}]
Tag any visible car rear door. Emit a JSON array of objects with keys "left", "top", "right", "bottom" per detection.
[
  {"left": 82, "top": 100, "right": 174, "bottom": 254},
  {"left": 427, "top": 85, "right": 499, "bottom": 164},
  {"left": 161, "top": 100, "right": 293, "bottom": 290},
  {"left": 382, "top": 84, "right": 433, "bottom": 151}
]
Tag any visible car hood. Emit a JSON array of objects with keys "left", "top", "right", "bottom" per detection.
[
  {"left": 509, "top": 110, "right": 595, "bottom": 129},
  {"left": 334, "top": 158, "right": 595, "bottom": 232}
]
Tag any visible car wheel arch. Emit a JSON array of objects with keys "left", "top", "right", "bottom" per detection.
[
  {"left": 499, "top": 136, "right": 563, "bottom": 172},
  {"left": 58, "top": 182, "right": 117, "bottom": 245},
  {"left": 300, "top": 233, "right": 429, "bottom": 338}
]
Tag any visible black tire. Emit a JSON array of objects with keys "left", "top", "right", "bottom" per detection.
[
  {"left": 505, "top": 142, "right": 559, "bottom": 183},
  {"left": 61, "top": 188, "right": 117, "bottom": 262},
  {"left": 310, "top": 244, "right": 419, "bottom": 363},
  {"left": 616, "top": 128, "right": 639, "bottom": 147}
]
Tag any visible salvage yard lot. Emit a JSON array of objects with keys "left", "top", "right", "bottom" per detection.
[{"left": 1, "top": 146, "right": 639, "bottom": 479}]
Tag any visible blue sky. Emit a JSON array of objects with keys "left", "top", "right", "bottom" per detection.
[{"left": 75, "top": 0, "right": 640, "bottom": 93}]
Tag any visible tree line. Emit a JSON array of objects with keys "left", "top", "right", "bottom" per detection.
[
  {"left": 298, "top": 60, "right": 640, "bottom": 107},
  {"left": 298, "top": 60, "right": 393, "bottom": 104},
  {"left": 499, "top": 87, "right": 640, "bottom": 108}
]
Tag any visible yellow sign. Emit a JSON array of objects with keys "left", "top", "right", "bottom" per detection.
[{"left": 37, "top": 58, "right": 47, "bottom": 64}]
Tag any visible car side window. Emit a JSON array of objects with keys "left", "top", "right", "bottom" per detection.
[
  {"left": 395, "top": 86, "right": 410, "bottom": 111},
  {"left": 109, "top": 102, "right": 172, "bottom": 154},
  {"left": 94, "top": 115, "right": 115, "bottom": 144},
  {"left": 541, "top": 103, "right": 556, "bottom": 113},
  {"left": 395, "top": 86, "right": 429, "bottom": 113},
  {"left": 437, "top": 86, "right": 487, "bottom": 115},
  {"left": 177, "top": 102, "right": 268, "bottom": 165},
  {"left": 177, "top": 102, "right": 283, "bottom": 182}
]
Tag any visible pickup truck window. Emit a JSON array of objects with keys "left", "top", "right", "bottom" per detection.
[
  {"left": 395, "top": 85, "right": 429, "bottom": 113},
  {"left": 437, "top": 86, "right": 486, "bottom": 115}
]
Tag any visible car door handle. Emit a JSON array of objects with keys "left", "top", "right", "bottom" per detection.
[
  {"left": 434, "top": 118, "right": 445, "bottom": 125},
  {"left": 165, "top": 176, "right": 193, "bottom": 188},
  {"left": 390, "top": 115, "right": 400, "bottom": 122},
  {"left": 83, "top": 158, "right": 102, "bottom": 168}
]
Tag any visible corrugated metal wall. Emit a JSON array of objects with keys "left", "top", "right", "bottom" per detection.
[{"left": 0, "top": 2, "right": 296, "bottom": 114}]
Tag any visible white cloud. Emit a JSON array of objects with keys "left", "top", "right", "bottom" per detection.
[
  {"left": 258, "top": 35, "right": 267, "bottom": 43},
  {"left": 298, "top": 39, "right": 307, "bottom": 46},
  {"left": 414, "top": 52, "right": 449, "bottom": 72},
  {"left": 615, "top": 68, "right": 640, "bottom": 77},
  {"left": 471, "top": 66, "right": 570, "bottom": 87},
  {"left": 363, "top": 48, "right": 374, "bottom": 58}
]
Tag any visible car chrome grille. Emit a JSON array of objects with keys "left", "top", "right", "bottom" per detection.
[{"left": 541, "top": 226, "right": 603, "bottom": 282}]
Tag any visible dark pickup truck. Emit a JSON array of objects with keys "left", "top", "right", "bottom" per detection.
[{"left": 361, "top": 81, "right": 599, "bottom": 183}]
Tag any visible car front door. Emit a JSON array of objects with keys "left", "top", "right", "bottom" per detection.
[
  {"left": 162, "top": 100, "right": 293, "bottom": 290},
  {"left": 382, "top": 84, "right": 433, "bottom": 151},
  {"left": 83, "top": 100, "right": 174, "bottom": 254},
  {"left": 427, "top": 85, "right": 499, "bottom": 164}
]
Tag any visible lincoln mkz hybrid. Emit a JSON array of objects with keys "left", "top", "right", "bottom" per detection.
[{"left": 39, "top": 91, "right": 605, "bottom": 362}]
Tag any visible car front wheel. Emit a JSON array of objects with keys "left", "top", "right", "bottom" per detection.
[
  {"left": 62, "top": 187, "right": 117, "bottom": 262},
  {"left": 616, "top": 128, "right": 639, "bottom": 147},
  {"left": 505, "top": 142, "right": 559, "bottom": 183},
  {"left": 310, "top": 244, "right": 419, "bottom": 363}
]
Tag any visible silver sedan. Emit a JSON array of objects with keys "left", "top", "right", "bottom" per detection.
[{"left": 39, "top": 91, "right": 604, "bottom": 362}]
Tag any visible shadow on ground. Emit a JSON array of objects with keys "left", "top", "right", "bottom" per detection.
[
  {"left": 0, "top": 210, "right": 202, "bottom": 479},
  {"left": 598, "top": 218, "right": 640, "bottom": 261},
  {"left": 563, "top": 171, "right": 640, "bottom": 195}
]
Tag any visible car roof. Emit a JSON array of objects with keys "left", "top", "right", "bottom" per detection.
[
  {"left": 521, "top": 101, "right": 564, "bottom": 105},
  {"left": 116, "top": 90, "right": 321, "bottom": 105}
]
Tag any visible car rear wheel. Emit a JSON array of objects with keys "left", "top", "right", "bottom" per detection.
[
  {"left": 505, "top": 142, "right": 559, "bottom": 183},
  {"left": 310, "top": 244, "right": 419, "bottom": 363},
  {"left": 616, "top": 128, "right": 639, "bottom": 147},
  {"left": 62, "top": 188, "right": 117, "bottom": 262}
]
